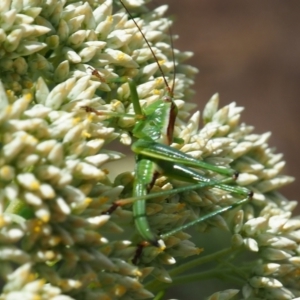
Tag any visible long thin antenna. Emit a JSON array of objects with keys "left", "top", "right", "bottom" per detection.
[
  {"left": 168, "top": 25, "right": 176, "bottom": 96},
  {"left": 120, "top": 0, "right": 174, "bottom": 98}
]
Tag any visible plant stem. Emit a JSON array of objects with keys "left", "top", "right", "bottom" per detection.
[
  {"left": 147, "top": 266, "right": 249, "bottom": 293},
  {"left": 145, "top": 246, "right": 238, "bottom": 292},
  {"left": 170, "top": 246, "right": 237, "bottom": 276}
]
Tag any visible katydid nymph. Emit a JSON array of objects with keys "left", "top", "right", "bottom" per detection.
[{"left": 83, "top": 0, "right": 253, "bottom": 264}]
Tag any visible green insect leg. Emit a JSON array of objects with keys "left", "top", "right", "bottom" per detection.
[
  {"left": 132, "top": 140, "right": 238, "bottom": 177},
  {"left": 132, "top": 156, "right": 161, "bottom": 247}
]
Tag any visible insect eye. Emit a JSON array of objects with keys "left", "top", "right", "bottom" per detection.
[{"left": 163, "top": 96, "right": 172, "bottom": 102}]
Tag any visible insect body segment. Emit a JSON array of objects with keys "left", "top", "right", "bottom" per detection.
[
  {"left": 125, "top": 72, "right": 251, "bottom": 254},
  {"left": 132, "top": 98, "right": 176, "bottom": 144},
  {"left": 129, "top": 93, "right": 179, "bottom": 249},
  {"left": 82, "top": 0, "right": 253, "bottom": 264}
]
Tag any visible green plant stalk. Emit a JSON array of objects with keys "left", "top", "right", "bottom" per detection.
[
  {"left": 147, "top": 266, "right": 251, "bottom": 294},
  {"left": 145, "top": 246, "right": 240, "bottom": 292}
]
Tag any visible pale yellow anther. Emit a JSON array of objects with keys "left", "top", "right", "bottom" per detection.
[
  {"left": 112, "top": 100, "right": 121, "bottom": 109},
  {"left": 4, "top": 105, "right": 12, "bottom": 114},
  {"left": 157, "top": 239, "right": 166, "bottom": 251},
  {"left": 0, "top": 216, "right": 6, "bottom": 228},
  {"left": 31, "top": 279, "right": 46, "bottom": 294},
  {"left": 6, "top": 90, "right": 14, "bottom": 97},
  {"left": 117, "top": 52, "right": 126, "bottom": 62},
  {"left": 0, "top": 166, "right": 11, "bottom": 176},
  {"left": 107, "top": 15, "right": 113, "bottom": 23},
  {"left": 72, "top": 117, "right": 81, "bottom": 125},
  {"left": 152, "top": 89, "right": 161, "bottom": 95},
  {"left": 30, "top": 180, "right": 40, "bottom": 191},
  {"left": 82, "top": 131, "right": 91, "bottom": 138},
  {"left": 24, "top": 92, "right": 33, "bottom": 102},
  {"left": 21, "top": 133, "right": 37, "bottom": 144},
  {"left": 84, "top": 197, "right": 92, "bottom": 205},
  {"left": 133, "top": 269, "right": 143, "bottom": 277},
  {"left": 34, "top": 225, "right": 41, "bottom": 233},
  {"left": 41, "top": 214, "right": 50, "bottom": 223},
  {"left": 49, "top": 236, "right": 61, "bottom": 246},
  {"left": 155, "top": 77, "right": 164, "bottom": 86},
  {"left": 28, "top": 136, "right": 38, "bottom": 144},
  {"left": 114, "top": 284, "right": 127, "bottom": 297},
  {"left": 86, "top": 114, "right": 95, "bottom": 122},
  {"left": 158, "top": 59, "right": 165, "bottom": 66},
  {"left": 28, "top": 273, "right": 37, "bottom": 282}
]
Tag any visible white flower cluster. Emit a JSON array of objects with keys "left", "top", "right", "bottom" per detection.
[
  {"left": 0, "top": 0, "right": 298, "bottom": 299},
  {"left": 144, "top": 94, "right": 298, "bottom": 299}
]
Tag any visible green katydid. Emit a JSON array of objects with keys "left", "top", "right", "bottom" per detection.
[{"left": 83, "top": 0, "right": 253, "bottom": 264}]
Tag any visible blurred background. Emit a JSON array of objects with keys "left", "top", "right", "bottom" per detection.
[{"left": 157, "top": 0, "right": 300, "bottom": 205}]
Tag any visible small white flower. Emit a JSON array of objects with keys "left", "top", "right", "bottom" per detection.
[{"left": 0, "top": 1, "right": 298, "bottom": 300}]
